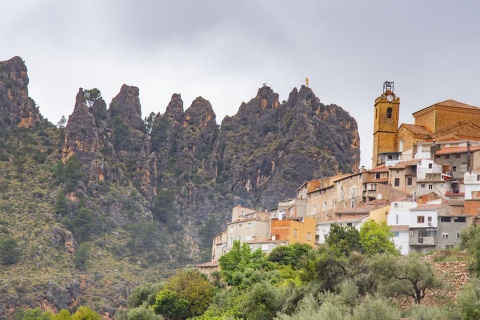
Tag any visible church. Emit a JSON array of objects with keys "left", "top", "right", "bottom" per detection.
[{"left": 372, "top": 81, "right": 480, "bottom": 168}]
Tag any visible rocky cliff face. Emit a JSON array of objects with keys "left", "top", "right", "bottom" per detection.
[
  {"left": 0, "top": 57, "right": 42, "bottom": 129},
  {"left": 0, "top": 56, "right": 360, "bottom": 251},
  {"left": 209, "top": 85, "right": 360, "bottom": 209},
  {"left": 0, "top": 56, "right": 361, "bottom": 318}
]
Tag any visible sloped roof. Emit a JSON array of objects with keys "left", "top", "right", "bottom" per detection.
[
  {"left": 318, "top": 215, "right": 369, "bottom": 225},
  {"left": 389, "top": 159, "right": 421, "bottom": 169},
  {"left": 369, "top": 165, "right": 389, "bottom": 173},
  {"left": 390, "top": 225, "right": 410, "bottom": 232},
  {"left": 435, "top": 146, "right": 480, "bottom": 155},
  {"left": 410, "top": 203, "right": 446, "bottom": 211},
  {"left": 400, "top": 124, "right": 433, "bottom": 136},
  {"left": 414, "top": 100, "right": 480, "bottom": 116},
  {"left": 336, "top": 201, "right": 389, "bottom": 214}
]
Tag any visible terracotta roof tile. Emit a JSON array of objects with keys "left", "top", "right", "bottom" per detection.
[
  {"left": 389, "top": 159, "right": 421, "bottom": 169},
  {"left": 196, "top": 261, "right": 219, "bottom": 268},
  {"left": 318, "top": 215, "right": 369, "bottom": 225},
  {"left": 400, "top": 124, "right": 433, "bottom": 135},
  {"left": 435, "top": 146, "right": 480, "bottom": 155},
  {"left": 390, "top": 225, "right": 410, "bottom": 231},
  {"left": 369, "top": 166, "right": 389, "bottom": 173}
]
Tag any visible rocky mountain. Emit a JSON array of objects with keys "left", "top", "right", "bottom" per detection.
[{"left": 0, "top": 56, "right": 359, "bottom": 317}]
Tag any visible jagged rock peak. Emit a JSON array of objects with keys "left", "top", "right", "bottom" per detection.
[
  {"left": 62, "top": 88, "right": 102, "bottom": 162},
  {"left": 109, "top": 84, "right": 145, "bottom": 132},
  {"left": 0, "top": 56, "right": 41, "bottom": 128},
  {"left": 164, "top": 93, "right": 184, "bottom": 122},
  {"left": 255, "top": 85, "right": 280, "bottom": 109},
  {"left": 184, "top": 96, "right": 217, "bottom": 128}
]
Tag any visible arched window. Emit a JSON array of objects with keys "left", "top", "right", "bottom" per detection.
[{"left": 387, "top": 107, "right": 393, "bottom": 119}]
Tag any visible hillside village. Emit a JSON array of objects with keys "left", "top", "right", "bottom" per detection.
[{"left": 200, "top": 81, "right": 480, "bottom": 271}]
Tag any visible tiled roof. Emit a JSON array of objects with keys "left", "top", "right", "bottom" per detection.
[
  {"left": 389, "top": 159, "right": 421, "bottom": 169},
  {"left": 336, "top": 201, "right": 389, "bottom": 214},
  {"left": 318, "top": 215, "right": 369, "bottom": 225},
  {"left": 435, "top": 146, "right": 480, "bottom": 155},
  {"left": 436, "top": 100, "right": 480, "bottom": 110},
  {"left": 401, "top": 124, "right": 433, "bottom": 135},
  {"left": 369, "top": 165, "right": 389, "bottom": 173},
  {"left": 390, "top": 225, "right": 410, "bottom": 232},
  {"left": 410, "top": 204, "right": 446, "bottom": 211},
  {"left": 196, "top": 261, "right": 219, "bottom": 268}
]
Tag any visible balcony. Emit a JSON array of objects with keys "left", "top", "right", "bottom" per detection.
[{"left": 412, "top": 236, "right": 435, "bottom": 245}]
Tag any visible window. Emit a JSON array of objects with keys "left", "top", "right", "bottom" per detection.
[
  {"left": 347, "top": 223, "right": 353, "bottom": 227},
  {"left": 394, "top": 232, "right": 400, "bottom": 237},
  {"left": 387, "top": 107, "right": 392, "bottom": 118},
  {"left": 237, "top": 235, "right": 241, "bottom": 241},
  {"left": 457, "top": 232, "right": 461, "bottom": 239},
  {"left": 307, "top": 232, "right": 312, "bottom": 241},
  {"left": 375, "top": 173, "right": 381, "bottom": 179},
  {"left": 421, "top": 184, "right": 425, "bottom": 188},
  {"left": 442, "top": 233, "right": 448, "bottom": 239},
  {"left": 445, "top": 154, "right": 450, "bottom": 159},
  {"left": 417, "top": 216, "right": 425, "bottom": 223},
  {"left": 455, "top": 217, "right": 466, "bottom": 223},
  {"left": 294, "top": 229, "right": 298, "bottom": 238},
  {"left": 441, "top": 217, "right": 451, "bottom": 222},
  {"left": 407, "top": 177, "right": 413, "bottom": 186},
  {"left": 394, "top": 178, "right": 400, "bottom": 187},
  {"left": 428, "top": 163, "right": 433, "bottom": 169},
  {"left": 238, "top": 224, "right": 242, "bottom": 230},
  {"left": 428, "top": 184, "right": 433, "bottom": 190},
  {"left": 477, "top": 175, "right": 480, "bottom": 181},
  {"left": 229, "top": 237, "right": 233, "bottom": 244},
  {"left": 246, "top": 235, "right": 251, "bottom": 240},
  {"left": 455, "top": 154, "right": 461, "bottom": 158},
  {"left": 396, "top": 215, "right": 399, "bottom": 224},
  {"left": 261, "top": 244, "right": 269, "bottom": 251},
  {"left": 428, "top": 216, "right": 432, "bottom": 222},
  {"left": 453, "top": 166, "right": 457, "bottom": 172},
  {"left": 247, "top": 222, "right": 253, "bottom": 229}
]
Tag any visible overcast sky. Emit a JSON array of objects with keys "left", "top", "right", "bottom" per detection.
[{"left": 2, "top": 1, "right": 480, "bottom": 169}]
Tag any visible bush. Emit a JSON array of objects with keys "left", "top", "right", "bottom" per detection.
[
  {"left": 0, "top": 237, "right": 21, "bottom": 265},
  {"left": 74, "top": 243, "right": 91, "bottom": 271}
]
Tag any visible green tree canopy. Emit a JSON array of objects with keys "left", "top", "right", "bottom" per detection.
[
  {"left": 0, "top": 237, "right": 21, "bottom": 265},
  {"left": 359, "top": 220, "right": 398, "bottom": 255},
  {"left": 460, "top": 224, "right": 480, "bottom": 276},
  {"left": 325, "top": 223, "right": 363, "bottom": 256},
  {"left": 368, "top": 253, "right": 442, "bottom": 304}
]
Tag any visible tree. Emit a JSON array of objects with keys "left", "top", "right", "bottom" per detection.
[
  {"left": 325, "top": 224, "right": 363, "bottom": 256},
  {"left": 359, "top": 220, "right": 398, "bottom": 255},
  {"left": 127, "top": 305, "right": 163, "bottom": 320},
  {"left": 71, "top": 306, "right": 101, "bottom": 320},
  {"left": 144, "top": 112, "right": 157, "bottom": 134},
  {"left": 51, "top": 309, "right": 73, "bottom": 320},
  {"left": 64, "top": 156, "right": 83, "bottom": 192},
  {"left": 152, "top": 189, "right": 175, "bottom": 223},
  {"left": 368, "top": 254, "right": 442, "bottom": 304},
  {"left": 460, "top": 225, "right": 480, "bottom": 276},
  {"left": 83, "top": 88, "right": 102, "bottom": 107},
  {"left": 0, "top": 237, "right": 21, "bottom": 265},
  {"left": 165, "top": 269, "right": 215, "bottom": 317},
  {"left": 71, "top": 206, "right": 94, "bottom": 242},
  {"left": 55, "top": 189, "right": 69, "bottom": 215},
  {"left": 153, "top": 289, "right": 190, "bottom": 320},
  {"left": 268, "top": 243, "right": 313, "bottom": 268},
  {"left": 57, "top": 115, "right": 67, "bottom": 128},
  {"left": 13, "top": 308, "right": 52, "bottom": 320},
  {"left": 110, "top": 116, "right": 131, "bottom": 150},
  {"left": 74, "top": 243, "right": 91, "bottom": 271},
  {"left": 219, "top": 240, "right": 267, "bottom": 285}
]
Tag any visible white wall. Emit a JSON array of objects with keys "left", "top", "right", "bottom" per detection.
[
  {"left": 392, "top": 231, "right": 410, "bottom": 255},
  {"left": 387, "top": 201, "right": 418, "bottom": 226}
]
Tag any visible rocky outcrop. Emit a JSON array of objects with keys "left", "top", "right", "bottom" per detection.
[
  {"left": 108, "top": 84, "right": 145, "bottom": 132},
  {"left": 209, "top": 85, "right": 360, "bottom": 209},
  {"left": 62, "top": 89, "right": 103, "bottom": 162},
  {"left": 0, "top": 56, "right": 41, "bottom": 129}
]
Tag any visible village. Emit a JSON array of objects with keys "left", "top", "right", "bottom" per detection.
[{"left": 199, "top": 81, "right": 480, "bottom": 272}]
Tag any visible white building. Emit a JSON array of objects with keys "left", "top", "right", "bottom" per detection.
[{"left": 316, "top": 215, "right": 369, "bottom": 244}]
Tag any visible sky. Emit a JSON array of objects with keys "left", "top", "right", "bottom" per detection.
[{"left": 2, "top": 0, "right": 480, "bottom": 169}]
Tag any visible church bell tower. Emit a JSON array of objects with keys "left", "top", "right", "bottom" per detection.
[{"left": 372, "top": 81, "right": 400, "bottom": 168}]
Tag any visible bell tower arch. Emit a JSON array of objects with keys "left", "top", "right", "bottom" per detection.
[{"left": 372, "top": 81, "right": 400, "bottom": 167}]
